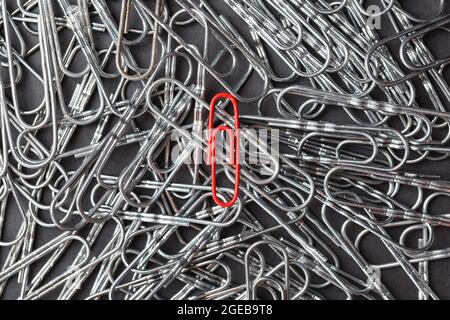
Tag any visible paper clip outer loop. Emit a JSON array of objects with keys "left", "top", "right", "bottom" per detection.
[{"left": 208, "top": 93, "right": 240, "bottom": 208}]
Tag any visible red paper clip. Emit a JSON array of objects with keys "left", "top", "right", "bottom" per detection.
[{"left": 208, "top": 93, "right": 241, "bottom": 208}]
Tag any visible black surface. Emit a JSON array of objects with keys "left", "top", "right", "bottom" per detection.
[{"left": 1, "top": 0, "right": 450, "bottom": 300}]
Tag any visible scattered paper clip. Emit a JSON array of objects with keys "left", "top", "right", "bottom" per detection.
[{"left": 1, "top": 0, "right": 450, "bottom": 301}]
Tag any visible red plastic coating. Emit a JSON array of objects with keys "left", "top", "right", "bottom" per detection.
[{"left": 207, "top": 93, "right": 240, "bottom": 208}]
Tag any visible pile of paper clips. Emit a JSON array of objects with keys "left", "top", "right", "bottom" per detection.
[{"left": 1, "top": 0, "right": 450, "bottom": 300}]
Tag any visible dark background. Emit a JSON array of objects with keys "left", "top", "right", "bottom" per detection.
[{"left": 1, "top": 0, "right": 450, "bottom": 300}]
